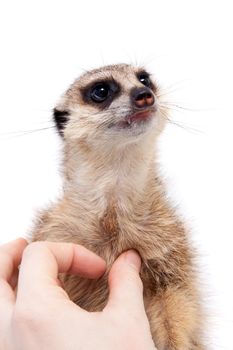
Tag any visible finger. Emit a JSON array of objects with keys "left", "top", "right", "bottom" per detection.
[
  {"left": 0, "top": 238, "right": 28, "bottom": 304},
  {"left": 9, "top": 269, "right": 19, "bottom": 290},
  {"left": 0, "top": 238, "right": 28, "bottom": 281},
  {"left": 105, "top": 250, "right": 145, "bottom": 315},
  {"left": 17, "top": 241, "right": 106, "bottom": 302}
]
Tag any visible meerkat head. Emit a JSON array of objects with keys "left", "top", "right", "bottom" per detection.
[{"left": 53, "top": 64, "right": 167, "bottom": 149}]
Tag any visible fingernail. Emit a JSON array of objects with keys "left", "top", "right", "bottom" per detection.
[{"left": 124, "top": 250, "right": 141, "bottom": 271}]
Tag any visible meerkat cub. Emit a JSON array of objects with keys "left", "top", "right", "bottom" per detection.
[{"left": 32, "top": 64, "right": 204, "bottom": 349}]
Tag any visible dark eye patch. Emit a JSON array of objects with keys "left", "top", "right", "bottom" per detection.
[
  {"left": 91, "top": 82, "right": 111, "bottom": 103},
  {"left": 82, "top": 79, "right": 120, "bottom": 108},
  {"left": 137, "top": 71, "right": 157, "bottom": 92},
  {"left": 137, "top": 71, "right": 152, "bottom": 88}
]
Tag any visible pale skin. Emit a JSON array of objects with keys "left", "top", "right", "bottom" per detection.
[{"left": 0, "top": 239, "right": 156, "bottom": 350}]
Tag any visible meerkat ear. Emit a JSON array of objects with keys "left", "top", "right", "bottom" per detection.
[{"left": 53, "top": 108, "right": 70, "bottom": 137}]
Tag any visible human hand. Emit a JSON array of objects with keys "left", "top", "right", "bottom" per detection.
[{"left": 0, "top": 239, "right": 156, "bottom": 350}]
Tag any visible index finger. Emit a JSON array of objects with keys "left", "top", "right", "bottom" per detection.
[
  {"left": 0, "top": 238, "right": 28, "bottom": 282},
  {"left": 0, "top": 238, "right": 28, "bottom": 308},
  {"left": 17, "top": 241, "right": 106, "bottom": 303}
]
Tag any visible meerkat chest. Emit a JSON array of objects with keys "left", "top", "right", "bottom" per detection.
[
  {"left": 52, "top": 197, "right": 189, "bottom": 308},
  {"left": 95, "top": 201, "right": 190, "bottom": 291},
  {"left": 63, "top": 203, "right": 187, "bottom": 309},
  {"left": 98, "top": 204, "right": 142, "bottom": 255}
]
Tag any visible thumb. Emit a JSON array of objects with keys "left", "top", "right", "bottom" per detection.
[{"left": 105, "top": 250, "right": 145, "bottom": 315}]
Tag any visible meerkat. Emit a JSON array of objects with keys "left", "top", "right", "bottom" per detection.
[{"left": 31, "top": 63, "right": 204, "bottom": 349}]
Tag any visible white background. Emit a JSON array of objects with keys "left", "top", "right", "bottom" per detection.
[{"left": 0, "top": 0, "right": 232, "bottom": 348}]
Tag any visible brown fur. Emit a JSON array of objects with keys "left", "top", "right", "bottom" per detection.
[{"left": 31, "top": 64, "right": 204, "bottom": 349}]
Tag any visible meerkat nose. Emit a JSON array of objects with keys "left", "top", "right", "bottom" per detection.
[{"left": 131, "top": 87, "right": 155, "bottom": 109}]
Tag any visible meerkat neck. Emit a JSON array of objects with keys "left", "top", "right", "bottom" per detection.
[{"left": 63, "top": 136, "right": 157, "bottom": 212}]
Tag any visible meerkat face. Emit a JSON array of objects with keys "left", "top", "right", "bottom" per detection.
[{"left": 53, "top": 64, "right": 167, "bottom": 147}]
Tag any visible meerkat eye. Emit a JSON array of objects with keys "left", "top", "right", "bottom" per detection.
[
  {"left": 138, "top": 73, "right": 152, "bottom": 88},
  {"left": 90, "top": 83, "right": 110, "bottom": 103}
]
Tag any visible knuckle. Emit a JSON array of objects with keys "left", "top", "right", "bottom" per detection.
[
  {"left": 23, "top": 241, "right": 45, "bottom": 256},
  {"left": 12, "top": 303, "right": 48, "bottom": 330},
  {"left": 13, "top": 305, "right": 37, "bottom": 326},
  {"left": 27, "top": 241, "right": 45, "bottom": 250}
]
